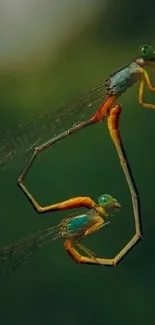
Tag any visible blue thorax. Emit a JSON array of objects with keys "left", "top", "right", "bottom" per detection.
[{"left": 105, "top": 61, "right": 141, "bottom": 96}]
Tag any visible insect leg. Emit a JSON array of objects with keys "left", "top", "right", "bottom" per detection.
[
  {"left": 138, "top": 69, "right": 155, "bottom": 109},
  {"left": 64, "top": 239, "right": 101, "bottom": 265},
  {"left": 107, "top": 105, "right": 142, "bottom": 237},
  {"left": 93, "top": 104, "right": 142, "bottom": 266}
]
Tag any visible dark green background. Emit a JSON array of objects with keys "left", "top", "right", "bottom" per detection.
[{"left": 0, "top": 1, "right": 155, "bottom": 324}]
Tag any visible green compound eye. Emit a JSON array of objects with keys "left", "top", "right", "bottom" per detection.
[
  {"left": 139, "top": 45, "right": 154, "bottom": 60},
  {"left": 97, "top": 194, "right": 121, "bottom": 210},
  {"left": 97, "top": 194, "right": 112, "bottom": 206}
]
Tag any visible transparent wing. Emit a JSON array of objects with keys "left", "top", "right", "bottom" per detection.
[
  {"left": 0, "top": 83, "right": 105, "bottom": 170},
  {"left": 0, "top": 212, "right": 91, "bottom": 274},
  {"left": 0, "top": 225, "right": 62, "bottom": 274}
]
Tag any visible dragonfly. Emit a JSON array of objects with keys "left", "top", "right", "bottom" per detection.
[
  {"left": 0, "top": 107, "right": 142, "bottom": 273},
  {"left": 0, "top": 193, "right": 121, "bottom": 273},
  {"left": 13, "top": 105, "right": 141, "bottom": 272},
  {"left": 1, "top": 44, "right": 155, "bottom": 170},
  {"left": 15, "top": 46, "right": 153, "bottom": 252},
  {"left": 0, "top": 46, "right": 145, "bottom": 271}
]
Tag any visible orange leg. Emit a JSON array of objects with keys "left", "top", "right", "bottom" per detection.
[
  {"left": 84, "top": 220, "right": 110, "bottom": 237},
  {"left": 107, "top": 105, "right": 142, "bottom": 237},
  {"left": 64, "top": 236, "right": 140, "bottom": 267},
  {"left": 64, "top": 106, "right": 142, "bottom": 267},
  {"left": 64, "top": 240, "right": 100, "bottom": 265},
  {"left": 17, "top": 180, "right": 97, "bottom": 214},
  {"left": 64, "top": 219, "right": 110, "bottom": 266},
  {"left": 17, "top": 96, "right": 116, "bottom": 213},
  {"left": 99, "top": 104, "right": 142, "bottom": 266},
  {"left": 88, "top": 95, "right": 116, "bottom": 122}
]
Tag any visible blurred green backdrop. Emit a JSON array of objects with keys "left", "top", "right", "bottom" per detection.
[{"left": 0, "top": 1, "right": 155, "bottom": 324}]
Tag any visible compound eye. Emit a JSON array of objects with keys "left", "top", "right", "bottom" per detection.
[
  {"left": 98, "top": 195, "right": 108, "bottom": 205},
  {"left": 140, "top": 46, "right": 146, "bottom": 53},
  {"left": 101, "top": 195, "right": 107, "bottom": 202}
]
